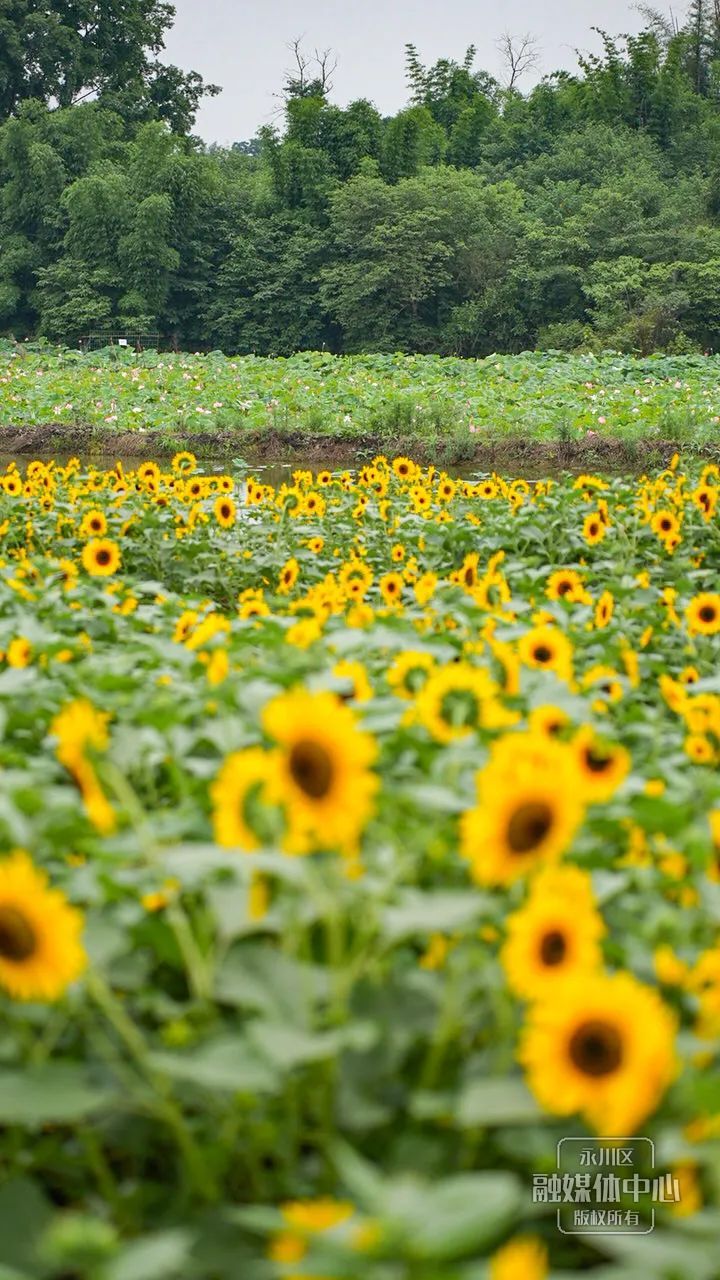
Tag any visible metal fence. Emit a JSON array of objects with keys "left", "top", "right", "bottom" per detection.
[{"left": 79, "top": 332, "right": 161, "bottom": 353}]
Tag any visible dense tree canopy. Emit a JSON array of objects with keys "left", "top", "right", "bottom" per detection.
[{"left": 4, "top": 3, "right": 720, "bottom": 354}]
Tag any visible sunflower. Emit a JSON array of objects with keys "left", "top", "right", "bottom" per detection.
[
  {"left": 6, "top": 636, "right": 31, "bottom": 668},
  {"left": 333, "top": 659, "right": 372, "bottom": 703},
  {"left": 52, "top": 698, "right": 110, "bottom": 766},
  {"left": 686, "top": 592, "right": 720, "bottom": 636},
  {"left": 685, "top": 734, "right": 715, "bottom": 764},
  {"left": 269, "top": 1198, "right": 354, "bottom": 1271},
  {"left": 451, "top": 552, "right": 481, "bottom": 591},
  {"left": 137, "top": 460, "right": 160, "bottom": 484},
  {"left": 415, "top": 662, "right": 514, "bottom": 744},
  {"left": 582, "top": 512, "right": 606, "bottom": 545},
  {"left": 278, "top": 557, "right": 299, "bottom": 595},
  {"left": 528, "top": 704, "right": 569, "bottom": 737},
  {"left": 392, "top": 456, "right": 417, "bottom": 481},
  {"left": 489, "top": 1236, "right": 548, "bottom": 1280},
  {"left": 211, "top": 748, "right": 275, "bottom": 850},
  {"left": 518, "top": 625, "right": 574, "bottom": 682},
  {"left": 501, "top": 866, "right": 605, "bottom": 1000},
  {"left": 651, "top": 509, "right": 681, "bottom": 541},
  {"left": 3, "top": 473, "right": 22, "bottom": 497},
  {"left": 581, "top": 664, "right": 624, "bottom": 709},
  {"left": 0, "top": 851, "right": 86, "bottom": 1000},
  {"left": 437, "top": 475, "right": 456, "bottom": 502},
  {"left": 461, "top": 733, "right": 585, "bottom": 885},
  {"left": 81, "top": 538, "right": 121, "bottom": 577},
  {"left": 338, "top": 558, "right": 373, "bottom": 599},
  {"left": 519, "top": 970, "right": 677, "bottom": 1136},
  {"left": 546, "top": 569, "right": 586, "bottom": 603},
  {"left": 171, "top": 450, "right": 196, "bottom": 475},
  {"left": 573, "top": 727, "right": 630, "bottom": 801},
  {"left": 262, "top": 688, "right": 378, "bottom": 855},
  {"left": 594, "top": 589, "right": 614, "bottom": 628},
  {"left": 79, "top": 509, "right": 107, "bottom": 538},
  {"left": 693, "top": 484, "right": 718, "bottom": 521},
  {"left": 214, "top": 495, "right": 236, "bottom": 528},
  {"left": 379, "top": 571, "right": 403, "bottom": 606},
  {"left": 387, "top": 650, "right": 435, "bottom": 699}
]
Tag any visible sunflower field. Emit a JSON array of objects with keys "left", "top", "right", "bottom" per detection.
[{"left": 0, "top": 451, "right": 719, "bottom": 1279}]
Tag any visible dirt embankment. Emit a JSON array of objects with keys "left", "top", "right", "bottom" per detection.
[{"left": 1, "top": 423, "right": 717, "bottom": 470}]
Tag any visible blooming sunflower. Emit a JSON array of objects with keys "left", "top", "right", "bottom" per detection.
[
  {"left": 79, "top": 509, "right": 107, "bottom": 538},
  {"left": 387, "top": 650, "right": 435, "bottom": 699},
  {"left": 81, "top": 538, "right": 121, "bottom": 577},
  {"left": 461, "top": 733, "right": 585, "bottom": 885},
  {"left": 415, "top": 662, "right": 515, "bottom": 744},
  {"left": 528, "top": 704, "right": 569, "bottom": 738},
  {"left": 501, "top": 866, "right": 605, "bottom": 1000},
  {"left": 278, "top": 557, "right": 300, "bottom": 594},
  {"left": 520, "top": 970, "right": 677, "bottom": 1136},
  {"left": 392, "top": 456, "right": 417, "bottom": 481},
  {"left": 582, "top": 512, "right": 606, "bottom": 545},
  {"left": 6, "top": 636, "right": 31, "bottom": 668},
  {"left": 651, "top": 509, "right": 681, "bottom": 542},
  {"left": 518, "top": 625, "right": 574, "bottom": 683},
  {"left": 262, "top": 688, "right": 378, "bottom": 856},
  {"left": 379, "top": 571, "right": 403, "bottom": 606},
  {"left": 211, "top": 747, "right": 275, "bottom": 850},
  {"left": 594, "top": 590, "right": 614, "bottom": 628},
  {"left": 546, "top": 569, "right": 586, "bottom": 603},
  {"left": 0, "top": 851, "right": 86, "bottom": 1001},
  {"left": 214, "top": 495, "right": 236, "bottom": 528},
  {"left": 686, "top": 592, "right": 720, "bottom": 636},
  {"left": 573, "top": 727, "right": 631, "bottom": 801}
]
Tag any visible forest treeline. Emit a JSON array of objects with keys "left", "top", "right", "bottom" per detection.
[{"left": 4, "top": 0, "right": 720, "bottom": 355}]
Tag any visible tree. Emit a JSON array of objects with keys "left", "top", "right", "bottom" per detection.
[
  {"left": 0, "top": 0, "right": 218, "bottom": 129},
  {"left": 497, "top": 32, "right": 541, "bottom": 91}
]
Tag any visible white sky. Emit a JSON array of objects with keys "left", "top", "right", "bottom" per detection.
[{"left": 163, "top": 0, "right": 649, "bottom": 143}]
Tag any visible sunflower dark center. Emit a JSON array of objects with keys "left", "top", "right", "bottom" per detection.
[
  {"left": 289, "top": 740, "right": 334, "bottom": 799},
  {"left": 699, "top": 606, "right": 717, "bottom": 623},
  {"left": 584, "top": 747, "right": 612, "bottom": 774},
  {"left": 464, "top": 567, "right": 475, "bottom": 586},
  {"left": 557, "top": 581, "right": 572, "bottom": 596},
  {"left": 539, "top": 929, "right": 567, "bottom": 965},
  {"left": 96, "top": 549, "right": 111, "bottom": 566},
  {"left": 533, "top": 645, "right": 553, "bottom": 664},
  {"left": 507, "top": 801, "right": 553, "bottom": 854},
  {"left": 0, "top": 906, "right": 36, "bottom": 962},
  {"left": 569, "top": 1019, "right": 624, "bottom": 1077}
]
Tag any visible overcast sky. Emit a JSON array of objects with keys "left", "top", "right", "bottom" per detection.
[{"left": 163, "top": 0, "right": 648, "bottom": 144}]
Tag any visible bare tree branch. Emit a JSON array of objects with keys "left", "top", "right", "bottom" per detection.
[
  {"left": 496, "top": 31, "right": 540, "bottom": 90},
  {"left": 313, "top": 47, "right": 338, "bottom": 95}
]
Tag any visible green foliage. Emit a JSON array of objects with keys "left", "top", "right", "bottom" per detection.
[
  {"left": 0, "top": 0, "right": 218, "bottom": 129},
  {"left": 2, "top": 6, "right": 720, "bottom": 352},
  {"left": 3, "top": 347, "right": 720, "bottom": 452}
]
